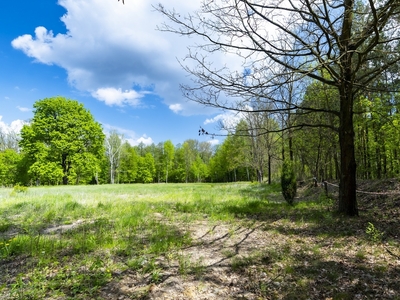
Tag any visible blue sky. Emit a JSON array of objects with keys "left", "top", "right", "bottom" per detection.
[{"left": 0, "top": 0, "right": 240, "bottom": 146}]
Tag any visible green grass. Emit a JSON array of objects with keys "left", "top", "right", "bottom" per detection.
[
  {"left": 0, "top": 182, "right": 399, "bottom": 299},
  {"left": 0, "top": 183, "right": 262, "bottom": 298}
]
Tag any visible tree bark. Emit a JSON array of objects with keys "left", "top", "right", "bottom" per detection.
[
  {"left": 337, "top": 0, "right": 358, "bottom": 216},
  {"left": 62, "top": 153, "right": 69, "bottom": 185},
  {"left": 268, "top": 155, "right": 272, "bottom": 185},
  {"left": 338, "top": 87, "right": 358, "bottom": 216}
]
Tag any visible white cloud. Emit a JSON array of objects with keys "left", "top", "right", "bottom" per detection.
[
  {"left": 207, "top": 138, "right": 220, "bottom": 146},
  {"left": 92, "top": 88, "right": 142, "bottom": 107},
  {"left": 169, "top": 103, "right": 183, "bottom": 113},
  {"left": 4, "top": 96, "right": 10, "bottom": 100},
  {"left": 102, "top": 123, "right": 153, "bottom": 146},
  {"left": 0, "top": 116, "right": 26, "bottom": 134},
  {"left": 11, "top": 0, "right": 207, "bottom": 114},
  {"left": 17, "top": 106, "right": 31, "bottom": 112},
  {"left": 136, "top": 135, "right": 153, "bottom": 146},
  {"left": 204, "top": 111, "right": 245, "bottom": 130},
  {"left": 11, "top": 0, "right": 246, "bottom": 116}
]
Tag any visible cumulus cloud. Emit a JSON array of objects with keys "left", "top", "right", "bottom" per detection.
[
  {"left": 204, "top": 111, "right": 245, "bottom": 130},
  {"left": 169, "top": 103, "right": 183, "bottom": 113},
  {"left": 102, "top": 123, "right": 153, "bottom": 146},
  {"left": 136, "top": 135, "right": 153, "bottom": 146},
  {"left": 0, "top": 116, "right": 26, "bottom": 134},
  {"left": 92, "top": 88, "right": 142, "bottom": 107},
  {"left": 11, "top": 0, "right": 212, "bottom": 115},
  {"left": 11, "top": 0, "right": 248, "bottom": 117}
]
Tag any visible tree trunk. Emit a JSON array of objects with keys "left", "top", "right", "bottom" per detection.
[
  {"left": 110, "top": 161, "right": 115, "bottom": 184},
  {"left": 62, "top": 153, "right": 69, "bottom": 185},
  {"left": 268, "top": 155, "right": 272, "bottom": 185},
  {"left": 338, "top": 88, "right": 358, "bottom": 216}
]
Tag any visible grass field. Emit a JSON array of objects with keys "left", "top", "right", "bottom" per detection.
[{"left": 0, "top": 182, "right": 399, "bottom": 299}]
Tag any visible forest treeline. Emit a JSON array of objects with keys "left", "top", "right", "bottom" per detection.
[{"left": 1, "top": 88, "right": 400, "bottom": 187}]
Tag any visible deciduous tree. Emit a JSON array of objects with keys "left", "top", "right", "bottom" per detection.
[
  {"left": 105, "top": 130, "right": 123, "bottom": 184},
  {"left": 157, "top": 0, "right": 400, "bottom": 216},
  {"left": 163, "top": 140, "right": 175, "bottom": 183},
  {"left": 0, "top": 149, "right": 21, "bottom": 186},
  {"left": 19, "top": 97, "right": 105, "bottom": 185}
]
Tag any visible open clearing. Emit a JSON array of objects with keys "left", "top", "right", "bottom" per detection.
[{"left": 0, "top": 181, "right": 399, "bottom": 299}]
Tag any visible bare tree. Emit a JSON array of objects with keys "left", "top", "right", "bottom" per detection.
[
  {"left": 156, "top": 0, "right": 400, "bottom": 216},
  {"left": 0, "top": 128, "right": 20, "bottom": 152},
  {"left": 105, "top": 130, "right": 124, "bottom": 184}
]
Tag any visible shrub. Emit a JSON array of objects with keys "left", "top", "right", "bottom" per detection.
[
  {"left": 366, "top": 222, "right": 383, "bottom": 243},
  {"left": 10, "top": 184, "right": 28, "bottom": 196},
  {"left": 281, "top": 160, "right": 297, "bottom": 205}
]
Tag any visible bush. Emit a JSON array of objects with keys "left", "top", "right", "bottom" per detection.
[
  {"left": 10, "top": 184, "right": 28, "bottom": 196},
  {"left": 281, "top": 160, "right": 297, "bottom": 205}
]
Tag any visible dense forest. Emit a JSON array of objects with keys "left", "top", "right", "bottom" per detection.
[{"left": 1, "top": 89, "right": 400, "bottom": 187}]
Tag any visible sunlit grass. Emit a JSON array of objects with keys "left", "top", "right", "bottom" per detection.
[
  {"left": 1, "top": 182, "right": 281, "bottom": 298},
  {"left": 0, "top": 182, "right": 398, "bottom": 299}
]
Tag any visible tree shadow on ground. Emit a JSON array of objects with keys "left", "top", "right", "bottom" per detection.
[
  {"left": 282, "top": 252, "right": 400, "bottom": 299},
  {"left": 224, "top": 183, "right": 400, "bottom": 243}
]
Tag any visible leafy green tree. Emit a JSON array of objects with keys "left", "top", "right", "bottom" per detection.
[
  {"left": 170, "top": 144, "right": 186, "bottom": 182},
  {"left": 70, "top": 152, "right": 101, "bottom": 184},
  {"left": 135, "top": 142, "right": 146, "bottom": 156},
  {"left": 354, "top": 92, "right": 400, "bottom": 179},
  {"left": 19, "top": 97, "right": 105, "bottom": 185},
  {"left": 136, "top": 152, "right": 156, "bottom": 183},
  {"left": 0, "top": 149, "right": 21, "bottom": 186},
  {"left": 153, "top": 142, "right": 165, "bottom": 183},
  {"left": 293, "top": 80, "right": 340, "bottom": 181},
  {"left": 191, "top": 154, "right": 209, "bottom": 182},
  {"left": 157, "top": 0, "right": 400, "bottom": 216},
  {"left": 182, "top": 140, "right": 198, "bottom": 183},
  {"left": 163, "top": 140, "right": 175, "bottom": 183},
  {"left": 231, "top": 120, "right": 254, "bottom": 181},
  {"left": 28, "top": 161, "right": 64, "bottom": 185},
  {"left": 209, "top": 144, "right": 229, "bottom": 182},
  {"left": 119, "top": 142, "right": 138, "bottom": 183}
]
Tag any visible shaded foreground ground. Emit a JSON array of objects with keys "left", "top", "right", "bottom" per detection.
[{"left": 0, "top": 181, "right": 399, "bottom": 299}]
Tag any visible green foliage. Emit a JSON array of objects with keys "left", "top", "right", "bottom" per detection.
[
  {"left": 119, "top": 142, "right": 138, "bottom": 183},
  {"left": 28, "top": 161, "right": 64, "bottom": 185},
  {"left": 136, "top": 153, "right": 156, "bottom": 183},
  {"left": 10, "top": 184, "right": 28, "bottom": 196},
  {"left": 0, "top": 149, "right": 22, "bottom": 186},
  {"left": 0, "top": 183, "right": 399, "bottom": 298},
  {"left": 365, "top": 222, "right": 383, "bottom": 243},
  {"left": 190, "top": 154, "right": 209, "bottom": 182},
  {"left": 163, "top": 140, "right": 175, "bottom": 183},
  {"left": 19, "top": 97, "right": 105, "bottom": 185},
  {"left": 281, "top": 160, "right": 297, "bottom": 205}
]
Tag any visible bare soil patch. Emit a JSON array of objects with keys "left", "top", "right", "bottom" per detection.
[
  {"left": 98, "top": 180, "right": 400, "bottom": 299},
  {"left": 1, "top": 180, "right": 399, "bottom": 299}
]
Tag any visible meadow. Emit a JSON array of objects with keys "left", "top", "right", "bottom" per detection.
[{"left": 0, "top": 182, "right": 399, "bottom": 299}]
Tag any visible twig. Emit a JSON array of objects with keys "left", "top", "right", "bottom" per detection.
[{"left": 385, "top": 247, "right": 400, "bottom": 260}]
